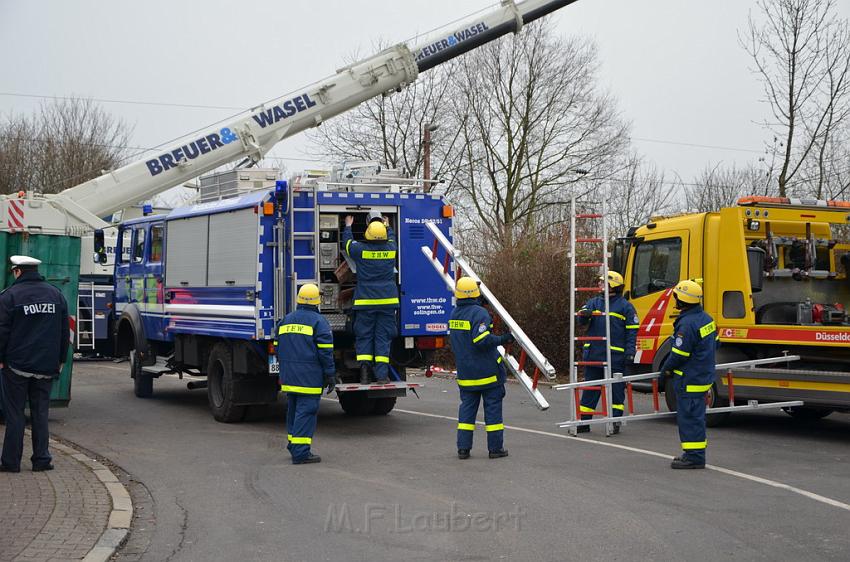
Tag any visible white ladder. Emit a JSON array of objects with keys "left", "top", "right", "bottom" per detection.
[
  {"left": 76, "top": 281, "right": 96, "bottom": 350},
  {"left": 420, "top": 221, "right": 555, "bottom": 410}
]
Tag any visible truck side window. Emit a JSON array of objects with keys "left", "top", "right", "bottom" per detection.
[
  {"left": 631, "top": 237, "right": 682, "bottom": 298},
  {"left": 133, "top": 227, "right": 146, "bottom": 263},
  {"left": 119, "top": 229, "right": 132, "bottom": 264},
  {"left": 150, "top": 225, "right": 164, "bottom": 263}
]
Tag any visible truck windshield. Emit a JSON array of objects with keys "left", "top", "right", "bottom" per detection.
[{"left": 631, "top": 237, "right": 682, "bottom": 298}]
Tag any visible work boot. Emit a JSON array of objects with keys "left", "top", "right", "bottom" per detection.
[
  {"left": 611, "top": 422, "right": 621, "bottom": 435},
  {"left": 575, "top": 425, "right": 590, "bottom": 434},
  {"left": 458, "top": 449, "right": 470, "bottom": 460},
  {"left": 670, "top": 456, "right": 705, "bottom": 470},
  {"left": 375, "top": 376, "right": 390, "bottom": 384},
  {"left": 0, "top": 465, "right": 20, "bottom": 473},
  {"left": 32, "top": 463, "right": 54, "bottom": 472},
  {"left": 293, "top": 454, "right": 322, "bottom": 465},
  {"left": 489, "top": 449, "right": 509, "bottom": 459},
  {"left": 359, "top": 363, "right": 370, "bottom": 385}
]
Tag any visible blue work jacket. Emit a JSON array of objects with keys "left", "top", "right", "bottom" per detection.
[
  {"left": 342, "top": 226, "right": 399, "bottom": 310},
  {"left": 660, "top": 305, "right": 717, "bottom": 395},
  {"left": 578, "top": 293, "right": 639, "bottom": 371},
  {"left": 277, "top": 304, "right": 335, "bottom": 394},
  {"left": 449, "top": 298, "right": 510, "bottom": 391}
]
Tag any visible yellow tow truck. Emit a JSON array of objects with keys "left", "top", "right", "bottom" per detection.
[{"left": 613, "top": 196, "right": 850, "bottom": 423}]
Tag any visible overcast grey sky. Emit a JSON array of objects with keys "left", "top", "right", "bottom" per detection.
[{"left": 2, "top": 0, "right": 849, "bottom": 189}]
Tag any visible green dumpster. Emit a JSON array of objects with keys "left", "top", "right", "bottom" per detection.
[{"left": 0, "top": 232, "right": 79, "bottom": 407}]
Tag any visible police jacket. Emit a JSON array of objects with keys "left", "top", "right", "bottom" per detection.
[
  {"left": 0, "top": 271, "right": 69, "bottom": 378},
  {"left": 578, "top": 293, "right": 639, "bottom": 371},
  {"left": 277, "top": 304, "right": 335, "bottom": 395},
  {"left": 342, "top": 226, "right": 399, "bottom": 310},
  {"left": 660, "top": 305, "right": 717, "bottom": 396},
  {"left": 449, "top": 298, "right": 510, "bottom": 391}
]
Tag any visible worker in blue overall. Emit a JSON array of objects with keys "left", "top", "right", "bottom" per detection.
[
  {"left": 0, "top": 255, "right": 69, "bottom": 473},
  {"left": 343, "top": 214, "right": 398, "bottom": 384},
  {"left": 449, "top": 276, "right": 514, "bottom": 460},
  {"left": 278, "top": 284, "right": 336, "bottom": 465},
  {"left": 660, "top": 280, "right": 716, "bottom": 469},
  {"left": 576, "top": 271, "right": 639, "bottom": 434}
]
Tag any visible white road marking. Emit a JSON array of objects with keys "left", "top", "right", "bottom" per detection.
[{"left": 390, "top": 406, "right": 850, "bottom": 513}]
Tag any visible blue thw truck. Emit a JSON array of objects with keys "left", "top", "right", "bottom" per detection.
[{"left": 112, "top": 174, "right": 454, "bottom": 420}]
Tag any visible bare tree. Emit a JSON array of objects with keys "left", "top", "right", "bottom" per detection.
[
  {"left": 0, "top": 97, "right": 132, "bottom": 195},
  {"left": 742, "top": 0, "right": 850, "bottom": 197},
  {"left": 308, "top": 57, "right": 464, "bottom": 193},
  {"left": 451, "top": 21, "right": 629, "bottom": 251},
  {"left": 606, "top": 153, "right": 678, "bottom": 237},
  {"left": 687, "top": 162, "right": 780, "bottom": 212}
]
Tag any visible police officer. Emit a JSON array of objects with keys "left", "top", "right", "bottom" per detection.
[
  {"left": 449, "top": 277, "right": 513, "bottom": 460},
  {"left": 342, "top": 213, "right": 398, "bottom": 384},
  {"left": 660, "top": 280, "right": 716, "bottom": 469},
  {"left": 576, "top": 271, "right": 639, "bottom": 434},
  {"left": 0, "top": 255, "right": 69, "bottom": 473},
  {"left": 278, "top": 284, "right": 336, "bottom": 465}
]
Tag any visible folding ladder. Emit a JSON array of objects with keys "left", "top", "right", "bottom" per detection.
[
  {"left": 567, "top": 193, "right": 616, "bottom": 435},
  {"left": 554, "top": 356, "right": 804, "bottom": 429},
  {"left": 420, "top": 221, "right": 555, "bottom": 410}
]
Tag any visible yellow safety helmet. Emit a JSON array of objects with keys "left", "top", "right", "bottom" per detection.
[
  {"left": 455, "top": 276, "right": 480, "bottom": 299},
  {"left": 297, "top": 283, "right": 321, "bottom": 305},
  {"left": 599, "top": 271, "right": 624, "bottom": 289},
  {"left": 365, "top": 221, "right": 387, "bottom": 241},
  {"left": 673, "top": 279, "right": 702, "bottom": 304}
]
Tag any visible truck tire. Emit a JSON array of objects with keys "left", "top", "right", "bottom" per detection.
[
  {"left": 207, "top": 343, "right": 246, "bottom": 423},
  {"left": 782, "top": 406, "right": 834, "bottom": 420},
  {"left": 370, "top": 397, "right": 397, "bottom": 415},
  {"left": 664, "top": 378, "right": 729, "bottom": 427},
  {"left": 131, "top": 349, "right": 153, "bottom": 398},
  {"left": 338, "top": 392, "right": 372, "bottom": 416}
]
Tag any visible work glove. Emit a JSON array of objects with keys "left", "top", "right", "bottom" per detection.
[
  {"left": 576, "top": 309, "right": 591, "bottom": 318},
  {"left": 625, "top": 355, "right": 636, "bottom": 376},
  {"left": 325, "top": 376, "right": 337, "bottom": 395},
  {"left": 502, "top": 332, "right": 515, "bottom": 345}
]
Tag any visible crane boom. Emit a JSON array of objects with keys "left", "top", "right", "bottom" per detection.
[{"left": 44, "top": 0, "right": 578, "bottom": 230}]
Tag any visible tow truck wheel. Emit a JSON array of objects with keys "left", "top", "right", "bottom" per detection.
[
  {"left": 664, "top": 378, "right": 729, "bottom": 427},
  {"left": 131, "top": 349, "right": 153, "bottom": 398},
  {"left": 782, "top": 406, "right": 834, "bottom": 420},
  {"left": 207, "top": 343, "right": 246, "bottom": 423}
]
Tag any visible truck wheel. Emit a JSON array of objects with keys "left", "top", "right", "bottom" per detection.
[
  {"left": 782, "top": 406, "right": 833, "bottom": 420},
  {"left": 338, "top": 392, "right": 372, "bottom": 416},
  {"left": 370, "top": 397, "right": 397, "bottom": 415},
  {"left": 207, "top": 343, "right": 246, "bottom": 423},
  {"left": 664, "top": 378, "right": 729, "bottom": 427},
  {"left": 131, "top": 349, "right": 153, "bottom": 398}
]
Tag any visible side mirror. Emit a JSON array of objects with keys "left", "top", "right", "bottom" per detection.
[{"left": 93, "top": 229, "right": 108, "bottom": 265}]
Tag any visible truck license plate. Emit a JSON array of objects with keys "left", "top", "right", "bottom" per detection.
[{"left": 268, "top": 356, "right": 279, "bottom": 374}]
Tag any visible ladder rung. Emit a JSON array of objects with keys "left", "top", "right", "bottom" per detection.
[
  {"left": 575, "top": 287, "right": 599, "bottom": 292},
  {"left": 575, "top": 238, "right": 603, "bottom": 243},
  {"left": 575, "top": 262, "right": 603, "bottom": 267},
  {"left": 576, "top": 361, "right": 606, "bottom": 366},
  {"left": 575, "top": 336, "right": 606, "bottom": 341},
  {"left": 575, "top": 213, "right": 603, "bottom": 219}
]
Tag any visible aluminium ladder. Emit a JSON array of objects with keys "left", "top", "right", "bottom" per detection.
[
  {"left": 420, "top": 221, "right": 555, "bottom": 410},
  {"left": 568, "top": 193, "right": 616, "bottom": 435}
]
